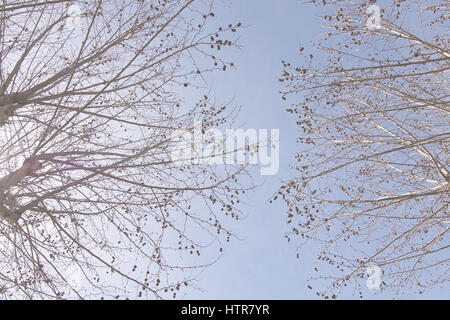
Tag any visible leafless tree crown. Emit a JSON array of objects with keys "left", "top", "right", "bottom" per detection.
[
  {"left": 278, "top": 0, "right": 449, "bottom": 297},
  {"left": 0, "top": 0, "right": 248, "bottom": 299}
]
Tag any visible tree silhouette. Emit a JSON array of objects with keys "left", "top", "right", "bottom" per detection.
[
  {"left": 278, "top": 0, "right": 449, "bottom": 297},
  {"left": 0, "top": 0, "right": 248, "bottom": 299}
]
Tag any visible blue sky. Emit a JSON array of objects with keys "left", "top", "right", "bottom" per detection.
[{"left": 182, "top": 0, "right": 449, "bottom": 300}]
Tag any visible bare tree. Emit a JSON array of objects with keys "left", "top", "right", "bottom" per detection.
[
  {"left": 278, "top": 0, "right": 449, "bottom": 297},
  {"left": 0, "top": 0, "right": 248, "bottom": 299}
]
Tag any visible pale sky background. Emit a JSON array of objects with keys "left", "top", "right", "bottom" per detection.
[{"left": 182, "top": 0, "right": 449, "bottom": 300}]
